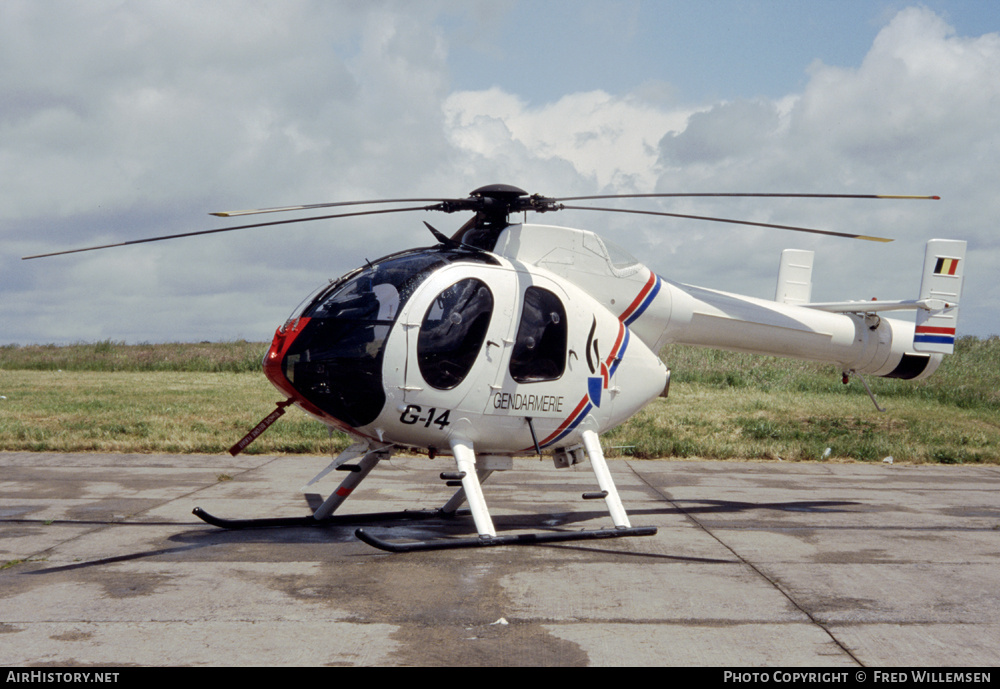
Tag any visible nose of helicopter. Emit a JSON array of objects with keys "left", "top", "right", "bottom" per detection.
[
  {"left": 262, "top": 318, "right": 307, "bottom": 402},
  {"left": 261, "top": 247, "right": 494, "bottom": 434},
  {"left": 262, "top": 312, "right": 391, "bottom": 432},
  {"left": 262, "top": 317, "right": 338, "bottom": 427}
]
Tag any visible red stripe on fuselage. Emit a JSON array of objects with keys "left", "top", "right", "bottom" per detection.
[
  {"left": 618, "top": 271, "right": 655, "bottom": 323},
  {"left": 535, "top": 395, "right": 591, "bottom": 448},
  {"left": 524, "top": 320, "right": 630, "bottom": 452},
  {"left": 604, "top": 321, "right": 625, "bottom": 367}
]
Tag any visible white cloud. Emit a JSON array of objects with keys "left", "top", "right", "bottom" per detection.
[
  {"left": 444, "top": 88, "right": 698, "bottom": 191},
  {"left": 3, "top": 4, "right": 997, "bottom": 345},
  {"left": 645, "top": 7, "right": 999, "bottom": 333},
  {"left": 2, "top": 1, "right": 466, "bottom": 344},
  {"left": 435, "top": 7, "right": 1000, "bottom": 338}
]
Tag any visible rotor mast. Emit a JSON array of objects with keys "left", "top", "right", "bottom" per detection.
[{"left": 442, "top": 184, "right": 559, "bottom": 249}]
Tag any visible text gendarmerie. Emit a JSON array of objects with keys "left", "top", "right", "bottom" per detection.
[{"left": 491, "top": 392, "right": 565, "bottom": 414}]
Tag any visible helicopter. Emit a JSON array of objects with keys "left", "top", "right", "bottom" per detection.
[{"left": 24, "top": 184, "right": 966, "bottom": 552}]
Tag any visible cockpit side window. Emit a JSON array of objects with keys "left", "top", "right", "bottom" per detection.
[
  {"left": 510, "top": 287, "right": 567, "bottom": 383},
  {"left": 418, "top": 279, "right": 494, "bottom": 390}
]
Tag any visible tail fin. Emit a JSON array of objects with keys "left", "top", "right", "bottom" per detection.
[
  {"left": 914, "top": 239, "right": 966, "bottom": 354},
  {"left": 774, "top": 249, "right": 814, "bottom": 305}
]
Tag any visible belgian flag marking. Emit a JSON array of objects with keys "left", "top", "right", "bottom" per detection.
[{"left": 934, "top": 257, "right": 960, "bottom": 276}]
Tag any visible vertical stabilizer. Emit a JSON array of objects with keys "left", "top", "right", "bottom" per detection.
[
  {"left": 775, "top": 249, "right": 814, "bottom": 305},
  {"left": 914, "top": 239, "right": 966, "bottom": 354}
]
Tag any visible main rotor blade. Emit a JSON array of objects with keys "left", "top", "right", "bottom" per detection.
[
  {"left": 214, "top": 192, "right": 939, "bottom": 217},
  {"left": 557, "top": 205, "right": 894, "bottom": 242},
  {"left": 211, "top": 197, "right": 455, "bottom": 217},
  {"left": 21, "top": 205, "right": 435, "bottom": 260},
  {"left": 552, "top": 192, "right": 940, "bottom": 202}
]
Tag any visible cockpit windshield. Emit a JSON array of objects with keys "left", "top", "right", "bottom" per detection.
[
  {"left": 302, "top": 250, "right": 456, "bottom": 322},
  {"left": 283, "top": 247, "right": 497, "bottom": 427}
]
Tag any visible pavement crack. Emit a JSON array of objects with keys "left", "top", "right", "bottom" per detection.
[{"left": 625, "top": 460, "right": 865, "bottom": 666}]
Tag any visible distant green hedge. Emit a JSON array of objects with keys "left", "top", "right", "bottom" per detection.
[
  {"left": 0, "top": 340, "right": 267, "bottom": 373},
  {"left": 661, "top": 335, "right": 999, "bottom": 412},
  {"left": 3, "top": 335, "right": 997, "bottom": 411}
]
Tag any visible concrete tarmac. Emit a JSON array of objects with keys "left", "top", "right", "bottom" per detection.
[{"left": 1, "top": 451, "right": 998, "bottom": 667}]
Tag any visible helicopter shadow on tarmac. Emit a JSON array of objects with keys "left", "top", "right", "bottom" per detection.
[
  {"left": 213, "top": 493, "right": 852, "bottom": 556},
  {"left": 16, "top": 494, "right": 861, "bottom": 575}
]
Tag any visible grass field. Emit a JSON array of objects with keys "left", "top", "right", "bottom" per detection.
[{"left": 1, "top": 337, "right": 998, "bottom": 462}]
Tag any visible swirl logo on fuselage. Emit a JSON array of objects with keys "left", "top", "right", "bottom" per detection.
[{"left": 586, "top": 316, "right": 609, "bottom": 408}]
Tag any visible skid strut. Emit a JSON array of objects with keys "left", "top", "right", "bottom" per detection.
[
  {"left": 194, "top": 432, "right": 657, "bottom": 551},
  {"left": 193, "top": 444, "right": 408, "bottom": 529},
  {"left": 354, "top": 430, "right": 656, "bottom": 552}
]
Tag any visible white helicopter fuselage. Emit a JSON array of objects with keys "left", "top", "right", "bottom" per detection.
[
  {"left": 264, "top": 222, "right": 962, "bottom": 458},
  {"left": 385, "top": 260, "right": 668, "bottom": 453},
  {"left": 265, "top": 236, "right": 669, "bottom": 454}
]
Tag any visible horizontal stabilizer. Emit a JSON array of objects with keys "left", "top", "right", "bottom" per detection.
[
  {"left": 800, "top": 239, "right": 965, "bottom": 354},
  {"left": 804, "top": 298, "right": 951, "bottom": 314}
]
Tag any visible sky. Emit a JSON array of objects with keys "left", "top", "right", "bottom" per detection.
[{"left": 3, "top": 0, "right": 998, "bottom": 346}]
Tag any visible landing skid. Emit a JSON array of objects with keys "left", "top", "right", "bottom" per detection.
[
  {"left": 192, "top": 507, "right": 656, "bottom": 551},
  {"left": 355, "top": 525, "right": 657, "bottom": 552},
  {"left": 191, "top": 506, "right": 447, "bottom": 530}
]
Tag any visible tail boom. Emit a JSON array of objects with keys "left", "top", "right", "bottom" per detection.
[{"left": 651, "top": 281, "right": 942, "bottom": 380}]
